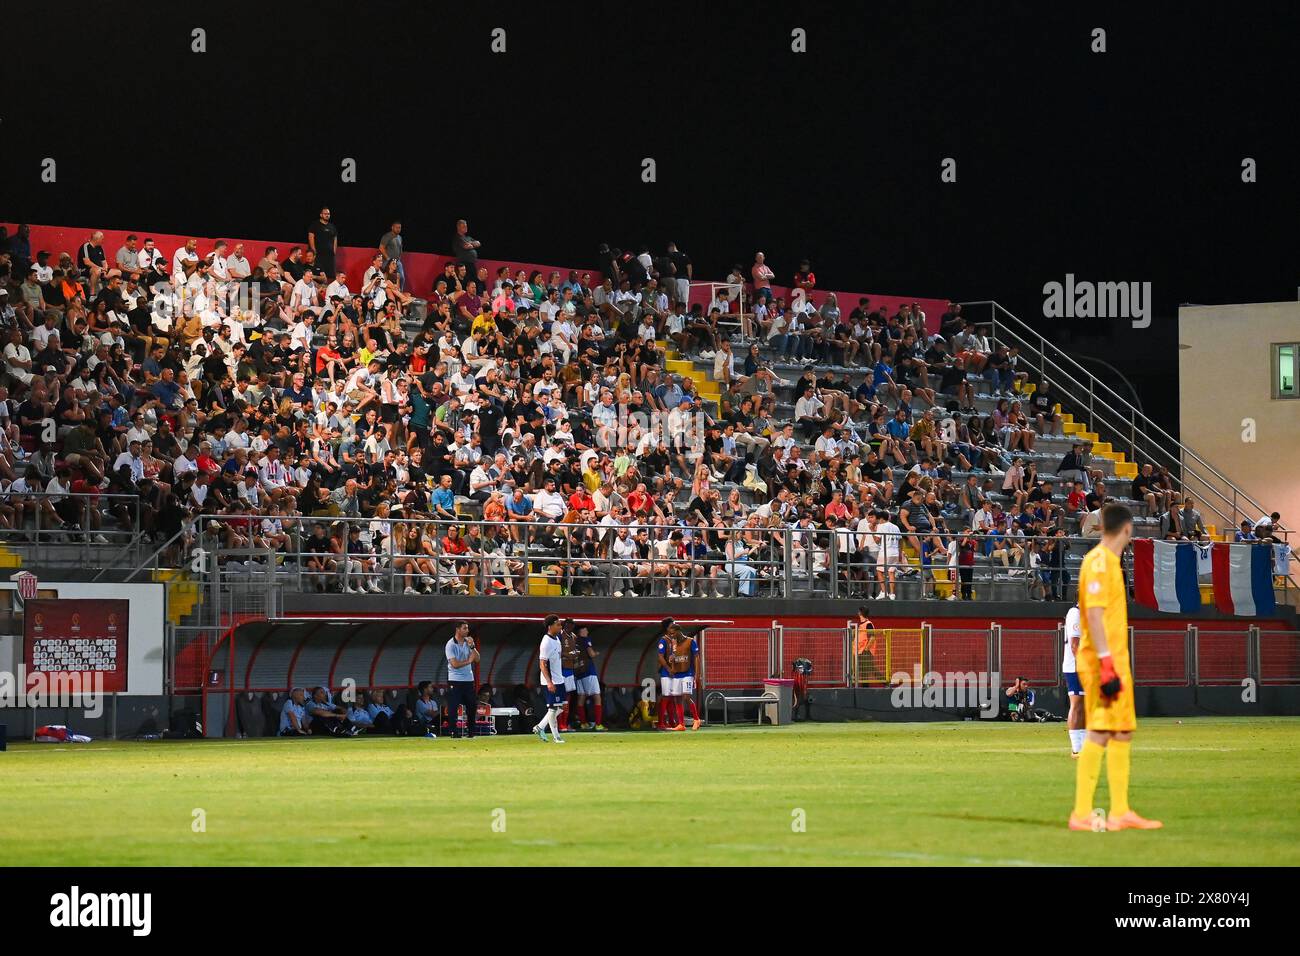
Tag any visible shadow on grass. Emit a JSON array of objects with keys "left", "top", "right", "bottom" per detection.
[{"left": 929, "top": 812, "right": 1061, "bottom": 829}]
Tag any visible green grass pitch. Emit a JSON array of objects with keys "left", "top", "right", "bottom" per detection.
[{"left": 3, "top": 717, "right": 1297, "bottom": 866}]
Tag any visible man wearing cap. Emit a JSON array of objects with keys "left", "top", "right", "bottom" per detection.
[{"left": 31, "top": 250, "right": 53, "bottom": 284}]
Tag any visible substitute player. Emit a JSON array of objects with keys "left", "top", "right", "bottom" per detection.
[
  {"left": 534, "top": 614, "right": 566, "bottom": 744},
  {"left": 1063, "top": 603, "right": 1084, "bottom": 756},
  {"left": 571, "top": 623, "right": 605, "bottom": 731},
  {"left": 557, "top": 618, "right": 582, "bottom": 732},
  {"left": 656, "top": 617, "right": 678, "bottom": 730},
  {"left": 1068, "top": 504, "right": 1162, "bottom": 831},
  {"left": 668, "top": 625, "right": 702, "bottom": 731}
]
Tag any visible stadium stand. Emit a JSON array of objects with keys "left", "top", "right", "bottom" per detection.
[{"left": 0, "top": 219, "right": 1292, "bottom": 611}]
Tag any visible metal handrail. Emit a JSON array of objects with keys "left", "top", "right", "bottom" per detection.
[
  {"left": 0, "top": 491, "right": 147, "bottom": 569},
  {"left": 962, "top": 300, "right": 1288, "bottom": 541},
  {"left": 114, "top": 523, "right": 196, "bottom": 583}
]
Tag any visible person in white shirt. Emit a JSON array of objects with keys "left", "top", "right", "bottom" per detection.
[
  {"left": 113, "top": 441, "right": 146, "bottom": 483},
  {"left": 3, "top": 330, "right": 34, "bottom": 385},
  {"left": 172, "top": 238, "right": 199, "bottom": 277},
  {"left": 209, "top": 241, "right": 232, "bottom": 283},
  {"left": 289, "top": 314, "right": 314, "bottom": 351},
  {"left": 29, "top": 313, "right": 61, "bottom": 350},
  {"left": 873, "top": 511, "right": 902, "bottom": 600},
  {"left": 531, "top": 479, "right": 566, "bottom": 522},
  {"left": 468, "top": 462, "right": 497, "bottom": 501},
  {"left": 226, "top": 243, "right": 251, "bottom": 281},
  {"left": 1063, "top": 604, "right": 1085, "bottom": 756},
  {"left": 136, "top": 238, "right": 164, "bottom": 272},
  {"left": 257, "top": 447, "right": 291, "bottom": 501},
  {"left": 325, "top": 273, "right": 351, "bottom": 302},
  {"left": 172, "top": 449, "right": 198, "bottom": 479},
  {"left": 609, "top": 526, "right": 640, "bottom": 596},
  {"left": 533, "top": 615, "right": 567, "bottom": 743},
  {"left": 291, "top": 274, "right": 320, "bottom": 313}
]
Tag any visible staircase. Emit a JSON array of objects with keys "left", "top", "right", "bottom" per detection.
[
  {"left": 152, "top": 567, "right": 201, "bottom": 625},
  {"left": 965, "top": 300, "right": 1283, "bottom": 548}
]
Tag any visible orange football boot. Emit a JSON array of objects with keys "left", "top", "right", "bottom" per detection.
[{"left": 1106, "top": 811, "right": 1164, "bottom": 831}]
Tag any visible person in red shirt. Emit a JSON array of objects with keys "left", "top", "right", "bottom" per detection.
[
  {"left": 825, "top": 489, "right": 851, "bottom": 523},
  {"left": 439, "top": 524, "right": 471, "bottom": 593},
  {"left": 625, "top": 482, "right": 653, "bottom": 517},
  {"left": 68, "top": 469, "right": 109, "bottom": 542},
  {"left": 793, "top": 259, "right": 817, "bottom": 292},
  {"left": 568, "top": 486, "right": 595, "bottom": 515},
  {"left": 315, "top": 336, "right": 346, "bottom": 382},
  {"left": 194, "top": 443, "right": 221, "bottom": 476}
]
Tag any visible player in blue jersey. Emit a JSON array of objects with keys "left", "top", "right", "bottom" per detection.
[
  {"left": 571, "top": 623, "right": 604, "bottom": 730},
  {"left": 655, "top": 617, "right": 677, "bottom": 730},
  {"left": 667, "top": 624, "right": 702, "bottom": 731}
]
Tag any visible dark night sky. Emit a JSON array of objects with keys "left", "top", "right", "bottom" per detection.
[{"left": 3, "top": 1, "right": 1296, "bottom": 433}]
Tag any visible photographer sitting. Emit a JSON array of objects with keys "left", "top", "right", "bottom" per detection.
[{"left": 1002, "top": 676, "right": 1036, "bottom": 721}]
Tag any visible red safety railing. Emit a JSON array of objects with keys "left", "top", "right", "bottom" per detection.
[
  {"left": 1260, "top": 631, "right": 1300, "bottom": 685},
  {"left": 929, "top": 629, "right": 991, "bottom": 677},
  {"left": 700, "top": 627, "right": 773, "bottom": 688},
  {"left": 1196, "top": 630, "right": 1249, "bottom": 685},
  {"left": 1133, "top": 630, "right": 1189, "bottom": 686},
  {"left": 779, "top": 627, "right": 848, "bottom": 687},
  {"left": 999, "top": 629, "right": 1057, "bottom": 685}
]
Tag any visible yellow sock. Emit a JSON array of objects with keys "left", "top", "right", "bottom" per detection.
[
  {"left": 1107, "top": 739, "right": 1132, "bottom": 817},
  {"left": 1072, "top": 739, "right": 1105, "bottom": 819}
]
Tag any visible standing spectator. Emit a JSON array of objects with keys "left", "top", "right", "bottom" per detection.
[
  {"left": 444, "top": 620, "right": 480, "bottom": 738},
  {"left": 309, "top": 207, "right": 338, "bottom": 279},
  {"left": 666, "top": 241, "right": 693, "bottom": 306},
  {"left": 751, "top": 251, "right": 774, "bottom": 302},
  {"left": 453, "top": 218, "right": 480, "bottom": 272},
  {"left": 379, "top": 221, "right": 405, "bottom": 290}
]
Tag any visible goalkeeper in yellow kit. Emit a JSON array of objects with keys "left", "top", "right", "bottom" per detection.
[{"left": 1068, "top": 503, "right": 1164, "bottom": 832}]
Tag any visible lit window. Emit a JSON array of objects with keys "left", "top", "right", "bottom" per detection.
[{"left": 1275, "top": 344, "right": 1299, "bottom": 399}]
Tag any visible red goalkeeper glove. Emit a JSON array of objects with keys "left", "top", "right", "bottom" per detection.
[{"left": 1098, "top": 654, "right": 1122, "bottom": 700}]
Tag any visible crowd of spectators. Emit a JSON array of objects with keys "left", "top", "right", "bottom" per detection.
[{"left": 2, "top": 217, "right": 1280, "bottom": 600}]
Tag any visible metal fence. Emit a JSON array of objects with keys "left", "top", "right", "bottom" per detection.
[
  {"left": 777, "top": 624, "right": 850, "bottom": 686},
  {"left": 1132, "top": 629, "right": 1190, "bottom": 686},
  {"left": 698, "top": 627, "right": 775, "bottom": 688},
  {"left": 997, "top": 627, "right": 1059, "bottom": 685},
  {"left": 0, "top": 492, "right": 151, "bottom": 570},
  {"left": 176, "top": 516, "right": 1249, "bottom": 607},
  {"left": 1194, "top": 629, "right": 1250, "bottom": 685},
  {"left": 928, "top": 628, "right": 994, "bottom": 678}
]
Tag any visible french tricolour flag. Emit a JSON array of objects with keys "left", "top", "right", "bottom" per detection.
[
  {"left": 1132, "top": 538, "right": 1201, "bottom": 613},
  {"left": 1211, "top": 542, "right": 1276, "bottom": 617}
]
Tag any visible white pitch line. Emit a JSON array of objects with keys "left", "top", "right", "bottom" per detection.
[{"left": 704, "top": 842, "right": 1053, "bottom": 867}]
